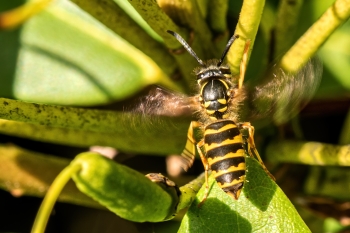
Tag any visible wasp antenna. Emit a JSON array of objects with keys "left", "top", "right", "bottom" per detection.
[
  {"left": 217, "top": 34, "right": 239, "bottom": 67},
  {"left": 167, "top": 30, "right": 206, "bottom": 66}
]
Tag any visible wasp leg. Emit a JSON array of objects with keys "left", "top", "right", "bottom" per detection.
[
  {"left": 196, "top": 139, "right": 209, "bottom": 208},
  {"left": 240, "top": 122, "right": 275, "bottom": 181},
  {"left": 181, "top": 121, "right": 202, "bottom": 171},
  {"left": 238, "top": 40, "right": 251, "bottom": 89}
]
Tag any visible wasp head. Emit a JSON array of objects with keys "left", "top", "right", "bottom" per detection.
[{"left": 167, "top": 30, "right": 238, "bottom": 83}]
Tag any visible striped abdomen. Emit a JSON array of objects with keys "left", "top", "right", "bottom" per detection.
[{"left": 204, "top": 120, "right": 246, "bottom": 199}]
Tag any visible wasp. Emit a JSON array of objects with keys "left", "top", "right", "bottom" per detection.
[
  {"left": 166, "top": 30, "right": 280, "bottom": 205},
  {"left": 141, "top": 30, "right": 322, "bottom": 205}
]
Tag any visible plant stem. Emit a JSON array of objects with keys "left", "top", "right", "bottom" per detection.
[
  {"left": 227, "top": 0, "right": 266, "bottom": 75},
  {"left": 280, "top": 0, "right": 350, "bottom": 73},
  {"left": 274, "top": 0, "right": 304, "bottom": 58},
  {"left": 207, "top": 0, "right": 228, "bottom": 34},
  {"left": 207, "top": 0, "right": 229, "bottom": 53},
  {"left": 31, "top": 163, "right": 82, "bottom": 233},
  {"left": 177, "top": 173, "right": 205, "bottom": 211},
  {"left": 127, "top": 0, "right": 199, "bottom": 88},
  {"left": 266, "top": 140, "right": 350, "bottom": 166},
  {"left": 127, "top": 0, "right": 184, "bottom": 49},
  {"left": 157, "top": 0, "right": 213, "bottom": 58}
]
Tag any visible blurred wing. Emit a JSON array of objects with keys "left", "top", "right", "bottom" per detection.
[
  {"left": 243, "top": 58, "right": 323, "bottom": 125},
  {"left": 136, "top": 87, "right": 199, "bottom": 117}
]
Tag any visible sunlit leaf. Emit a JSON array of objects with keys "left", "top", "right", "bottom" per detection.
[
  {"left": 179, "top": 158, "right": 310, "bottom": 233},
  {"left": 0, "top": 0, "right": 181, "bottom": 106}
]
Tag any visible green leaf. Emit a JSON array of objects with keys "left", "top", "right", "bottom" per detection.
[
  {"left": 0, "top": 0, "right": 182, "bottom": 106},
  {"left": 113, "top": 0, "right": 162, "bottom": 42},
  {"left": 0, "top": 97, "right": 190, "bottom": 154},
  {"left": 178, "top": 157, "right": 310, "bottom": 233},
  {"left": 71, "top": 152, "right": 179, "bottom": 222}
]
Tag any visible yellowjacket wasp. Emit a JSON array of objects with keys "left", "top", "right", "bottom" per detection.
[{"left": 142, "top": 30, "right": 322, "bottom": 206}]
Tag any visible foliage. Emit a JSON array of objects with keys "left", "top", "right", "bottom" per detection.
[{"left": 0, "top": 0, "right": 350, "bottom": 232}]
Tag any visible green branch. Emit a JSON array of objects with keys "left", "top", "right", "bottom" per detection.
[
  {"left": 227, "top": 0, "right": 266, "bottom": 75},
  {"left": 207, "top": 0, "right": 228, "bottom": 34},
  {"left": 266, "top": 140, "right": 350, "bottom": 166},
  {"left": 127, "top": 0, "right": 185, "bottom": 48},
  {"left": 177, "top": 173, "right": 204, "bottom": 211},
  {"left": 157, "top": 0, "right": 214, "bottom": 57},
  {"left": 280, "top": 0, "right": 350, "bottom": 73},
  {"left": 207, "top": 0, "right": 229, "bottom": 53},
  {"left": 274, "top": 0, "right": 304, "bottom": 57},
  {"left": 32, "top": 163, "right": 82, "bottom": 233},
  {"left": 127, "top": 0, "right": 203, "bottom": 88}
]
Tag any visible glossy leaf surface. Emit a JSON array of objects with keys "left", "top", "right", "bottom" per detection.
[
  {"left": 179, "top": 158, "right": 310, "bottom": 233},
  {"left": 0, "top": 0, "right": 181, "bottom": 106}
]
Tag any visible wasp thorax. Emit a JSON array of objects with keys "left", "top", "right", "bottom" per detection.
[{"left": 199, "top": 76, "right": 230, "bottom": 121}]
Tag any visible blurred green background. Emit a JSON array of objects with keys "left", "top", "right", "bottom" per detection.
[{"left": 0, "top": 0, "right": 350, "bottom": 232}]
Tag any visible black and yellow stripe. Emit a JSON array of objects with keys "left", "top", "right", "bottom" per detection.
[
  {"left": 201, "top": 79, "right": 230, "bottom": 120},
  {"left": 204, "top": 120, "right": 246, "bottom": 199},
  {"left": 169, "top": 30, "right": 274, "bottom": 205}
]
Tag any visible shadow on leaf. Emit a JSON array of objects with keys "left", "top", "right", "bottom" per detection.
[
  {"left": 185, "top": 197, "right": 252, "bottom": 233},
  {"left": 243, "top": 157, "right": 277, "bottom": 211}
]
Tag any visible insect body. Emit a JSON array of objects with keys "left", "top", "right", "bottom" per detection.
[
  {"left": 202, "top": 120, "right": 246, "bottom": 200},
  {"left": 167, "top": 30, "right": 274, "bottom": 204}
]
